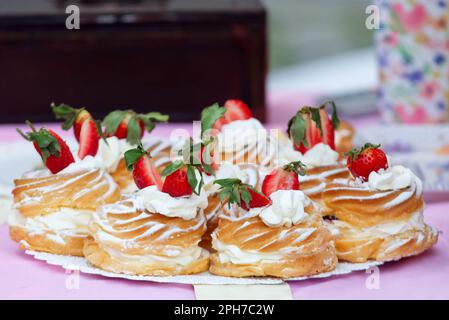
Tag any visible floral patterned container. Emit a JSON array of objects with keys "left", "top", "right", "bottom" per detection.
[{"left": 376, "top": 0, "right": 449, "bottom": 123}]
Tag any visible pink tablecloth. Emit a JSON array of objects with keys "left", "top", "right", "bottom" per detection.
[{"left": 1, "top": 201, "right": 447, "bottom": 300}]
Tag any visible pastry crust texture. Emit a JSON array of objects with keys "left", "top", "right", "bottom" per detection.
[
  {"left": 85, "top": 196, "right": 209, "bottom": 276},
  {"left": 322, "top": 179, "right": 438, "bottom": 262},
  {"left": 210, "top": 202, "right": 338, "bottom": 278},
  {"left": 10, "top": 168, "right": 120, "bottom": 256}
]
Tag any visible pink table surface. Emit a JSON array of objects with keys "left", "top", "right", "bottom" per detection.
[
  {"left": 1, "top": 96, "right": 448, "bottom": 299},
  {"left": 0, "top": 201, "right": 447, "bottom": 300}
]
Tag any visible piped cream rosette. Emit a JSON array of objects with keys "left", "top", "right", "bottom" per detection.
[
  {"left": 215, "top": 118, "right": 277, "bottom": 168},
  {"left": 84, "top": 185, "right": 210, "bottom": 276},
  {"left": 10, "top": 157, "right": 121, "bottom": 256},
  {"left": 322, "top": 165, "right": 438, "bottom": 262},
  {"left": 210, "top": 189, "right": 337, "bottom": 278}
]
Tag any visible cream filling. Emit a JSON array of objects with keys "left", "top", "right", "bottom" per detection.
[
  {"left": 100, "top": 243, "right": 208, "bottom": 267},
  {"left": 212, "top": 235, "right": 283, "bottom": 264},
  {"left": 8, "top": 208, "right": 92, "bottom": 239},
  {"left": 332, "top": 211, "right": 426, "bottom": 238}
]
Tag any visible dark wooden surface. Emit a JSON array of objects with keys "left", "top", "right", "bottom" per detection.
[{"left": 0, "top": 0, "right": 267, "bottom": 123}]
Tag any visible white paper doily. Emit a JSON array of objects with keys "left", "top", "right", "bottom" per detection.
[{"left": 25, "top": 250, "right": 383, "bottom": 285}]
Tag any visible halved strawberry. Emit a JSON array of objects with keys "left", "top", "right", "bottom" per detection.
[
  {"left": 162, "top": 166, "right": 193, "bottom": 197},
  {"left": 287, "top": 102, "right": 340, "bottom": 153},
  {"left": 210, "top": 99, "right": 253, "bottom": 131},
  {"left": 262, "top": 161, "right": 306, "bottom": 196},
  {"left": 124, "top": 145, "right": 163, "bottom": 190},
  {"left": 103, "top": 110, "right": 169, "bottom": 145},
  {"left": 78, "top": 118, "right": 100, "bottom": 159},
  {"left": 200, "top": 143, "right": 219, "bottom": 175},
  {"left": 223, "top": 99, "right": 253, "bottom": 122},
  {"left": 51, "top": 103, "right": 92, "bottom": 142},
  {"left": 346, "top": 143, "right": 388, "bottom": 181},
  {"left": 240, "top": 187, "right": 271, "bottom": 210},
  {"left": 17, "top": 123, "right": 75, "bottom": 174}
]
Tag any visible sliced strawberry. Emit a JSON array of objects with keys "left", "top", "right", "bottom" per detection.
[
  {"left": 200, "top": 143, "right": 219, "bottom": 175},
  {"left": 51, "top": 103, "right": 92, "bottom": 142},
  {"left": 241, "top": 187, "right": 271, "bottom": 210},
  {"left": 319, "top": 108, "right": 335, "bottom": 150},
  {"left": 78, "top": 118, "right": 100, "bottom": 159},
  {"left": 288, "top": 104, "right": 338, "bottom": 154},
  {"left": 262, "top": 169, "right": 299, "bottom": 197},
  {"left": 346, "top": 143, "right": 388, "bottom": 181},
  {"left": 124, "top": 145, "right": 163, "bottom": 189},
  {"left": 162, "top": 167, "right": 192, "bottom": 197},
  {"left": 223, "top": 99, "right": 253, "bottom": 122},
  {"left": 18, "top": 123, "right": 75, "bottom": 174}
]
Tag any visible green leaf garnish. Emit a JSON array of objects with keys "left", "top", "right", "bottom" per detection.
[
  {"left": 124, "top": 143, "right": 147, "bottom": 171},
  {"left": 287, "top": 112, "right": 307, "bottom": 147},
  {"left": 324, "top": 101, "right": 340, "bottom": 129},
  {"left": 17, "top": 121, "right": 61, "bottom": 163},
  {"left": 200, "top": 103, "right": 226, "bottom": 140},
  {"left": 51, "top": 102, "right": 82, "bottom": 131},
  {"left": 344, "top": 143, "right": 381, "bottom": 162},
  {"left": 103, "top": 110, "right": 127, "bottom": 136},
  {"left": 126, "top": 115, "right": 142, "bottom": 145},
  {"left": 213, "top": 178, "right": 260, "bottom": 209},
  {"left": 283, "top": 161, "right": 307, "bottom": 176}
]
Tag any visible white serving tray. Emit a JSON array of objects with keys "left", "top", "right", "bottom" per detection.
[{"left": 25, "top": 250, "right": 382, "bottom": 285}]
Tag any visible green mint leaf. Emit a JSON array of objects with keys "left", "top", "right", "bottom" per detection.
[
  {"left": 124, "top": 145, "right": 146, "bottom": 171},
  {"left": 309, "top": 107, "right": 323, "bottom": 137},
  {"left": 139, "top": 112, "right": 169, "bottom": 134},
  {"left": 103, "top": 110, "right": 126, "bottom": 136},
  {"left": 325, "top": 101, "right": 340, "bottom": 129},
  {"left": 240, "top": 187, "right": 252, "bottom": 208},
  {"left": 200, "top": 103, "right": 226, "bottom": 139},
  {"left": 187, "top": 165, "right": 199, "bottom": 195},
  {"left": 126, "top": 115, "right": 142, "bottom": 145},
  {"left": 214, "top": 178, "right": 242, "bottom": 188},
  {"left": 287, "top": 113, "right": 307, "bottom": 147},
  {"left": 51, "top": 103, "right": 79, "bottom": 130},
  {"left": 161, "top": 160, "right": 184, "bottom": 177}
]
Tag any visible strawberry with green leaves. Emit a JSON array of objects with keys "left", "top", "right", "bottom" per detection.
[
  {"left": 345, "top": 143, "right": 388, "bottom": 182},
  {"left": 287, "top": 101, "right": 340, "bottom": 154},
  {"left": 51, "top": 103, "right": 93, "bottom": 142},
  {"left": 17, "top": 122, "right": 75, "bottom": 174},
  {"left": 214, "top": 179, "right": 271, "bottom": 210},
  {"left": 203, "top": 99, "right": 253, "bottom": 132},
  {"left": 103, "top": 110, "right": 169, "bottom": 145},
  {"left": 262, "top": 161, "right": 307, "bottom": 197},
  {"left": 161, "top": 159, "right": 206, "bottom": 197},
  {"left": 124, "top": 144, "right": 163, "bottom": 190}
]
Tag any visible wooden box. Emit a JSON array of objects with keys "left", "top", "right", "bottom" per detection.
[{"left": 0, "top": 0, "right": 267, "bottom": 123}]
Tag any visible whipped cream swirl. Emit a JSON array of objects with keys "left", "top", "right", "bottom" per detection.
[
  {"left": 256, "top": 190, "right": 310, "bottom": 228},
  {"left": 218, "top": 118, "right": 267, "bottom": 153},
  {"left": 277, "top": 143, "right": 339, "bottom": 168},
  {"left": 137, "top": 185, "right": 208, "bottom": 220},
  {"left": 368, "top": 165, "right": 414, "bottom": 191}
]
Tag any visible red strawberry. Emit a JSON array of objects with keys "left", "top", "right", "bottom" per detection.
[
  {"left": 162, "top": 167, "right": 192, "bottom": 197},
  {"left": 211, "top": 99, "right": 253, "bottom": 131},
  {"left": 346, "top": 143, "right": 388, "bottom": 181},
  {"left": 223, "top": 99, "right": 253, "bottom": 122},
  {"left": 115, "top": 113, "right": 145, "bottom": 140},
  {"left": 288, "top": 103, "right": 339, "bottom": 154},
  {"left": 78, "top": 118, "right": 100, "bottom": 159},
  {"left": 103, "top": 110, "right": 169, "bottom": 145},
  {"left": 241, "top": 187, "right": 271, "bottom": 210},
  {"left": 124, "top": 145, "right": 163, "bottom": 189},
  {"left": 51, "top": 103, "right": 92, "bottom": 142},
  {"left": 17, "top": 123, "right": 75, "bottom": 174},
  {"left": 262, "top": 161, "right": 306, "bottom": 196},
  {"left": 200, "top": 143, "right": 219, "bottom": 175}
]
